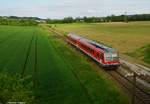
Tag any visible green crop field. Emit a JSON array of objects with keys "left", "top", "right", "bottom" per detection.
[
  {"left": 54, "top": 22, "right": 150, "bottom": 64},
  {"left": 0, "top": 25, "right": 129, "bottom": 104}
]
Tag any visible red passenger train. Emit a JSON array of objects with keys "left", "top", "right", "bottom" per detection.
[{"left": 66, "top": 33, "right": 120, "bottom": 68}]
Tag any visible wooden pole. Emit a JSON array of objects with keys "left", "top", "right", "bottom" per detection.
[{"left": 132, "top": 72, "right": 136, "bottom": 104}]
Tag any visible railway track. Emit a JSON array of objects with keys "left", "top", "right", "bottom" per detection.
[
  {"left": 48, "top": 27, "right": 150, "bottom": 104},
  {"left": 107, "top": 69, "right": 150, "bottom": 104}
]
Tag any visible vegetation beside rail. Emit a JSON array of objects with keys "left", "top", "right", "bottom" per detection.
[{"left": 126, "top": 45, "right": 150, "bottom": 64}]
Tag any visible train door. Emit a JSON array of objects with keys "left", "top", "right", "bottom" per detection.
[
  {"left": 100, "top": 53, "right": 105, "bottom": 63},
  {"left": 96, "top": 52, "right": 100, "bottom": 61}
]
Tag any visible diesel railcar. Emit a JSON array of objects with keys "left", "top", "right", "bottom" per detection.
[{"left": 66, "top": 33, "right": 120, "bottom": 68}]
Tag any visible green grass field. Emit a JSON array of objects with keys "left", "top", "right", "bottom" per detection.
[
  {"left": 0, "top": 25, "right": 129, "bottom": 104},
  {"left": 54, "top": 22, "right": 150, "bottom": 64}
]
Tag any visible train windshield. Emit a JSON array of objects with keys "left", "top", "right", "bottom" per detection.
[{"left": 105, "top": 53, "right": 119, "bottom": 61}]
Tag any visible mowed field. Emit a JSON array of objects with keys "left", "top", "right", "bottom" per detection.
[
  {"left": 55, "top": 22, "right": 150, "bottom": 64},
  {"left": 0, "top": 26, "right": 129, "bottom": 104}
]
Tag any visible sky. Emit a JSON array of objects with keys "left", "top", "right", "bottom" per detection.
[{"left": 0, "top": 0, "right": 150, "bottom": 19}]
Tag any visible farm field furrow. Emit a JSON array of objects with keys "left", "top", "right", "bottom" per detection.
[
  {"left": 0, "top": 26, "right": 129, "bottom": 104},
  {"left": 0, "top": 28, "right": 35, "bottom": 74}
]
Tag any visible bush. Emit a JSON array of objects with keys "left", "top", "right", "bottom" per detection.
[{"left": 0, "top": 72, "right": 34, "bottom": 104}]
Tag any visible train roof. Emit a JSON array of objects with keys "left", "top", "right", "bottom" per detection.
[
  {"left": 68, "top": 33, "right": 117, "bottom": 53},
  {"left": 88, "top": 41, "right": 117, "bottom": 53},
  {"left": 79, "top": 38, "right": 96, "bottom": 49}
]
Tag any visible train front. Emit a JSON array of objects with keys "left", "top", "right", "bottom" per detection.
[{"left": 103, "top": 48, "right": 120, "bottom": 68}]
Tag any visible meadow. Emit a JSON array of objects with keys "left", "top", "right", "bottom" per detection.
[
  {"left": 0, "top": 25, "right": 129, "bottom": 104},
  {"left": 55, "top": 22, "right": 150, "bottom": 64}
]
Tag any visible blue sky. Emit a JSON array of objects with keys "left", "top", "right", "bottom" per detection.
[{"left": 0, "top": 0, "right": 150, "bottom": 19}]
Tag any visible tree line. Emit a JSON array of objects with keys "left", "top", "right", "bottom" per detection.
[
  {"left": 0, "top": 14, "right": 150, "bottom": 25},
  {"left": 0, "top": 16, "right": 39, "bottom": 26},
  {"left": 46, "top": 14, "right": 150, "bottom": 24}
]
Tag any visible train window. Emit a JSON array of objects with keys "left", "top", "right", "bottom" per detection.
[
  {"left": 105, "top": 53, "right": 118, "bottom": 61},
  {"left": 83, "top": 44, "right": 86, "bottom": 49},
  {"left": 106, "top": 57, "right": 112, "bottom": 61},
  {"left": 91, "top": 49, "right": 94, "bottom": 54},
  {"left": 89, "top": 48, "right": 93, "bottom": 54},
  {"left": 83, "top": 45, "right": 86, "bottom": 49},
  {"left": 89, "top": 48, "right": 91, "bottom": 52},
  {"left": 100, "top": 54, "right": 103, "bottom": 60},
  {"left": 87, "top": 47, "right": 89, "bottom": 51},
  {"left": 96, "top": 53, "right": 99, "bottom": 58},
  {"left": 88, "top": 48, "right": 93, "bottom": 54},
  {"left": 92, "top": 50, "right": 94, "bottom": 54},
  {"left": 81, "top": 44, "right": 87, "bottom": 50}
]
